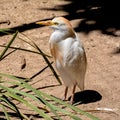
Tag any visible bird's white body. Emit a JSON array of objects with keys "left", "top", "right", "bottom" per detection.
[
  {"left": 50, "top": 26, "right": 86, "bottom": 90},
  {"left": 36, "top": 17, "right": 87, "bottom": 103}
]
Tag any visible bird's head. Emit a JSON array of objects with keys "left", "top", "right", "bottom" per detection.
[{"left": 36, "top": 17, "right": 74, "bottom": 32}]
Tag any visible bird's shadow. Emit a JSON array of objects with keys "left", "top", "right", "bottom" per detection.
[{"left": 68, "top": 90, "right": 102, "bottom": 105}]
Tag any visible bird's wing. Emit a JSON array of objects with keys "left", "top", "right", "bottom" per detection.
[{"left": 64, "top": 40, "right": 87, "bottom": 90}]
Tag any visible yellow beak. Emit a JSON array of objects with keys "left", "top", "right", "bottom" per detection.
[{"left": 36, "top": 20, "right": 57, "bottom": 26}]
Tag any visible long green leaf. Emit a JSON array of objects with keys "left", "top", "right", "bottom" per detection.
[
  {"left": 0, "top": 97, "right": 16, "bottom": 112},
  {"left": 48, "top": 103, "right": 82, "bottom": 120},
  {"left": 0, "top": 28, "right": 13, "bottom": 34},
  {"left": 19, "top": 31, "right": 60, "bottom": 85},
  {"left": 10, "top": 76, "right": 62, "bottom": 120},
  {"left": 70, "top": 116, "right": 82, "bottom": 120},
  {"left": 0, "top": 84, "right": 38, "bottom": 101},
  {"left": 0, "top": 97, "right": 32, "bottom": 120},
  {"left": 0, "top": 74, "right": 53, "bottom": 119},
  {"left": 0, "top": 104, "right": 10, "bottom": 120},
  {"left": 0, "top": 80, "right": 62, "bottom": 119},
  {"left": 32, "top": 42, "right": 62, "bottom": 85},
  {"left": 2, "top": 95, "right": 23, "bottom": 120},
  {"left": 0, "top": 31, "right": 18, "bottom": 60},
  {"left": 0, "top": 45, "right": 51, "bottom": 57},
  {"left": 43, "top": 94, "right": 100, "bottom": 120},
  {"left": 0, "top": 73, "right": 100, "bottom": 120},
  {"left": 19, "top": 80, "right": 98, "bottom": 120},
  {"left": 1, "top": 88, "right": 53, "bottom": 120},
  {"left": 0, "top": 73, "right": 63, "bottom": 120},
  {"left": 18, "top": 33, "right": 51, "bottom": 57}
]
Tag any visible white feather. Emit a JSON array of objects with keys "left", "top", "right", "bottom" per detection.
[{"left": 49, "top": 19, "right": 87, "bottom": 90}]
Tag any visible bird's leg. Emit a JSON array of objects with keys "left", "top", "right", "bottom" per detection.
[
  {"left": 70, "top": 83, "right": 77, "bottom": 104},
  {"left": 63, "top": 86, "right": 68, "bottom": 101}
]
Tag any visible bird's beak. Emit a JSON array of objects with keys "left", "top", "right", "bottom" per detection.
[{"left": 36, "top": 20, "right": 57, "bottom": 26}]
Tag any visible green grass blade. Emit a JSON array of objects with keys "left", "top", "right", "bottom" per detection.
[
  {"left": 0, "top": 86, "right": 53, "bottom": 120},
  {"left": 6, "top": 93, "right": 52, "bottom": 120},
  {"left": 37, "top": 96, "right": 63, "bottom": 120},
  {"left": 11, "top": 76, "right": 62, "bottom": 119},
  {"left": 0, "top": 84, "right": 37, "bottom": 101},
  {"left": 0, "top": 73, "right": 62, "bottom": 119},
  {"left": 0, "top": 45, "right": 51, "bottom": 57},
  {"left": 2, "top": 95, "right": 23, "bottom": 120},
  {"left": 0, "top": 73, "right": 53, "bottom": 120},
  {"left": 7, "top": 75, "right": 87, "bottom": 120},
  {"left": 32, "top": 42, "right": 62, "bottom": 85},
  {"left": 0, "top": 96, "right": 18, "bottom": 112},
  {"left": 18, "top": 33, "right": 51, "bottom": 57},
  {"left": 47, "top": 103, "right": 82, "bottom": 120},
  {"left": 0, "top": 104, "right": 10, "bottom": 120},
  {"left": 70, "top": 116, "right": 82, "bottom": 120},
  {"left": 0, "top": 31, "right": 18, "bottom": 60},
  {"left": 0, "top": 83, "right": 48, "bottom": 115},
  {"left": 1, "top": 49, "right": 17, "bottom": 60},
  {"left": 0, "top": 73, "right": 100, "bottom": 120},
  {"left": 0, "top": 28, "right": 13, "bottom": 34},
  {"left": 36, "top": 92, "right": 100, "bottom": 120}
]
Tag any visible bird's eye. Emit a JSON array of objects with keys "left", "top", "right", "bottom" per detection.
[{"left": 54, "top": 22, "right": 59, "bottom": 25}]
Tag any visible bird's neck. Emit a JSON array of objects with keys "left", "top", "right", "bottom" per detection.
[{"left": 50, "top": 29, "right": 75, "bottom": 43}]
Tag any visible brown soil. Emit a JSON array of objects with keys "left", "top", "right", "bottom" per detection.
[{"left": 0, "top": 0, "right": 120, "bottom": 120}]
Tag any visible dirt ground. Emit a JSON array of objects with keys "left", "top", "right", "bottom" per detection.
[{"left": 0, "top": 0, "right": 120, "bottom": 120}]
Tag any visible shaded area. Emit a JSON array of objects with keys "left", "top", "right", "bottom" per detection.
[
  {"left": 0, "top": 22, "right": 38, "bottom": 36},
  {"left": 112, "top": 47, "right": 120, "bottom": 54},
  {"left": 0, "top": 17, "right": 54, "bottom": 36},
  {"left": 40, "top": 0, "right": 120, "bottom": 36},
  {"left": 0, "top": 0, "right": 120, "bottom": 37},
  {"left": 68, "top": 90, "right": 102, "bottom": 105}
]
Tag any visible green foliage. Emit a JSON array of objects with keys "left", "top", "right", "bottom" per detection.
[{"left": 0, "top": 30, "right": 100, "bottom": 120}]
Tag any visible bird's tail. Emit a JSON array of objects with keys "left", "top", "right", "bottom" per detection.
[{"left": 77, "top": 77, "right": 84, "bottom": 91}]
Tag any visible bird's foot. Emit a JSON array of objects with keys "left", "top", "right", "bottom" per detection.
[
  {"left": 62, "top": 97, "right": 68, "bottom": 102},
  {"left": 69, "top": 98, "right": 74, "bottom": 105}
]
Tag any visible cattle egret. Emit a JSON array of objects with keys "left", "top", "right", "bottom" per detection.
[{"left": 36, "top": 17, "right": 87, "bottom": 104}]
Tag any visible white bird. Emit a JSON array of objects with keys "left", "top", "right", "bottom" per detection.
[{"left": 36, "top": 17, "right": 87, "bottom": 104}]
